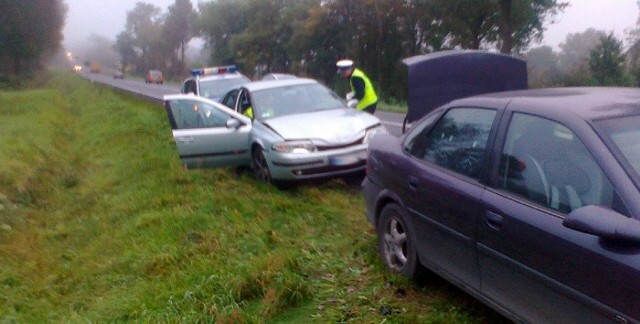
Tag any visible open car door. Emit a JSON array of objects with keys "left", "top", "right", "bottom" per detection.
[{"left": 164, "top": 94, "right": 252, "bottom": 169}]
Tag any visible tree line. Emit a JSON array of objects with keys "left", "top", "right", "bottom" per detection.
[
  {"left": 115, "top": 0, "right": 568, "bottom": 99},
  {"left": 120, "top": 0, "right": 640, "bottom": 98},
  {"left": 204, "top": 0, "right": 575, "bottom": 98},
  {"left": 526, "top": 28, "right": 635, "bottom": 88},
  {"left": 2, "top": 0, "right": 640, "bottom": 101},
  {"left": 115, "top": 0, "right": 196, "bottom": 78}
]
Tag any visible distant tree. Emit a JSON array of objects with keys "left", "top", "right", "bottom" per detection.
[
  {"left": 624, "top": 1, "right": 640, "bottom": 85},
  {"left": 427, "top": 0, "right": 495, "bottom": 50},
  {"left": 589, "top": 33, "right": 628, "bottom": 86},
  {"left": 164, "top": 0, "right": 196, "bottom": 76},
  {"left": 422, "top": 0, "right": 566, "bottom": 54},
  {"left": 197, "top": 0, "right": 249, "bottom": 67},
  {"left": 194, "top": 0, "right": 568, "bottom": 101},
  {"left": 115, "top": 32, "right": 137, "bottom": 73},
  {"left": 525, "top": 45, "right": 561, "bottom": 87},
  {"left": 495, "top": 0, "right": 568, "bottom": 54},
  {"left": 124, "top": 2, "right": 165, "bottom": 74},
  {"left": 229, "top": 0, "right": 305, "bottom": 77},
  {"left": 0, "top": 0, "right": 67, "bottom": 75},
  {"left": 557, "top": 28, "right": 606, "bottom": 83}
]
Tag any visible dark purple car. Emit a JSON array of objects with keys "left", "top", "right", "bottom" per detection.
[{"left": 363, "top": 87, "right": 640, "bottom": 323}]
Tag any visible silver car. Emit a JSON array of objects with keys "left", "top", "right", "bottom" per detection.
[{"left": 164, "top": 78, "right": 386, "bottom": 185}]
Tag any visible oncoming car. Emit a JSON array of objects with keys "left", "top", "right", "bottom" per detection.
[
  {"left": 164, "top": 78, "right": 386, "bottom": 186},
  {"left": 364, "top": 87, "right": 640, "bottom": 323},
  {"left": 181, "top": 65, "right": 251, "bottom": 102},
  {"left": 146, "top": 70, "right": 164, "bottom": 84}
]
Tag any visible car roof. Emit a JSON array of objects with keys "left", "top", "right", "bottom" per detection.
[
  {"left": 262, "top": 73, "right": 297, "bottom": 80},
  {"left": 451, "top": 87, "right": 640, "bottom": 121},
  {"left": 195, "top": 72, "right": 248, "bottom": 82},
  {"left": 242, "top": 78, "right": 318, "bottom": 92}
]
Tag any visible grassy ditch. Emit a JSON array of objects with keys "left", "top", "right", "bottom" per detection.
[{"left": 0, "top": 71, "right": 506, "bottom": 323}]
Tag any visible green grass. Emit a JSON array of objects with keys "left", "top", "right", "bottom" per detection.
[{"left": 0, "top": 71, "right": 505, "bottom": 323}]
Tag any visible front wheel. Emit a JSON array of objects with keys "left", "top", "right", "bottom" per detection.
[
  {"left": 252, "top": 147, "right": 272, "bottom": 183},
  {"left": 377, "top": 203, "right": 424, "bottom": 279}
]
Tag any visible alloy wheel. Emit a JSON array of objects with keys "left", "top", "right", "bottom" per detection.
[{"left": 382, "top": 216, "right": 408, "bottom": 271}]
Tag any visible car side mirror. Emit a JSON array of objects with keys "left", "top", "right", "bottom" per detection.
[
  {"left": 563, "top": 205, "right": 640, "bottom": 242},
  {"left": 226, "top": 118, "right": 244, "bottom": 129}
]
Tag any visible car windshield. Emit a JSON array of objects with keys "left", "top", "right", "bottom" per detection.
[
  {"left": 596, "top": 115, "right": 640, "bottom": 181},
  {"left": 251, "top": 83, "right": 345, "bottom": 119},
  {"left": 199, "top": 77, "right": 250, "bottom": 99}
]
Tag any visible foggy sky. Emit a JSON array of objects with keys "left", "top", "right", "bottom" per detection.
[
  {"left": 63, "top": 0, "right": 639, "bottom": 51},
  {"left": 63, "top": 0, "right": 178, "bottom": 51}
]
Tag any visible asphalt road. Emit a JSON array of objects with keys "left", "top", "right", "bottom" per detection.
[{"left": 81, "top": 72, "right": 407, "bottom": 136}]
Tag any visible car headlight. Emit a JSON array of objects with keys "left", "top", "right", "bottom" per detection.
[
  {"left": 272, "top": 141, "right": 316, "bottom": 153},
  {"left": 364, "top": 125, "right": 388, "bottom": 144}
]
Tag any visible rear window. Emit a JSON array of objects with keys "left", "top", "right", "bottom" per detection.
[{"left": 199, "top": 77, "right": 250, "bottom": 99}]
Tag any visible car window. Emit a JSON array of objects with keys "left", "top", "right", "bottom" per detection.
[
  {"left": 251, "top": 83, "right": 344, "bottom": 119},
  {"left": 221, "top": 89, "right": 239, "bottom": 109},
  {"left": 404, "top": 110, "right": 443, "bottom": 155},
  {"left": 411, "top": 107, "right": 496, "bottom": 179},
  {"left": 182, "top": 80, "right": 196, "bottom": 94},
  {"left": 596, "top": 115, "right": 640, "bottom": 183},
  {"left": 498, "top": 113, "right": 614, "bottom": 213},
  {"left": 199, "top": 77, "right": 250, "bottom": 99},
  {"left": 238, "top": 91, "right": 252, "bottom": 116},
  {"left": 168, "top": 99, "right": 232, "bottom": 129}
]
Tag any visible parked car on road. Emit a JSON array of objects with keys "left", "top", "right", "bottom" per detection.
[
  {"left": 164, "top": 78, "right": 386, "bottom": 186},
  {"left": 181, "top": 65, "right": 250, "bottom": 102},
  {"left": 146, "top": 70, "right": 164, "bottom": 84},
  {"left": 113, "top": 71, "right": 124, "bottom": 79},
  {"left": 363, "top": 87, "right": 640, "bottom": 323}
]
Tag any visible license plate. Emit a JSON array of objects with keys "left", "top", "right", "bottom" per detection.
[{"left": 330, "top": 154, "right": 362, "bottom": 166}]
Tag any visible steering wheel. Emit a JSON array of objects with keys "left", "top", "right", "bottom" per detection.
[{"left": 521, "top": 154, "right": 550, "bottom": 206}]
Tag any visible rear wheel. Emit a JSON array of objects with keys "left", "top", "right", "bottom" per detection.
[
  {"left": 252, "top": 146, "right": 272, "bottom": 183},
  {"left": 377, "top": 203, "right": 424, "bottom": 279}
]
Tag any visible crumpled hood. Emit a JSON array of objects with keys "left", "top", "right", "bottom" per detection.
[{"left": 262, "top": 109, "right": 381, "bottom": 145}]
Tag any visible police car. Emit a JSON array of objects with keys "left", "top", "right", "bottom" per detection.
[{"left": 180, "top": 65, "right": 251, "bottom": 102}]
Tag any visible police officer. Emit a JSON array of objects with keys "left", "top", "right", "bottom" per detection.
[{"left": 336, "top": 59, "right": 378, "bottom": 115}]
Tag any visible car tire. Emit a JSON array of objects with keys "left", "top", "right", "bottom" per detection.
[
  {"left": 377, "top": 203, "right": 424, "bottom": 279},
  {"left": 252, "top": 146, "right": 272, "bottom": 183}
]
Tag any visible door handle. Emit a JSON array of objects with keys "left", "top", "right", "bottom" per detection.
[
  {"left": 485, "top": 211, "right": 503, "bottom": 231},
  {"left": 176, "top": 136, "right": 194, "bottom": 143}
]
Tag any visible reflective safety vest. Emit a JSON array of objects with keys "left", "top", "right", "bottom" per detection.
[
  {"left": 350, "top": 68, "right": 378, "bottom": 110},
  {"left": 243, "top": 106, "right": 254, "bottom": 119}
]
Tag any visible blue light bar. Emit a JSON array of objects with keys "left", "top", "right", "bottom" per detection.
[{"left": 190, "top": 65, "right": 237, "bottom": 76}]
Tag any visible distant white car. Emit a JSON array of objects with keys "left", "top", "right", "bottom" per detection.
[{"left": 164, "top": 78, "right": 386, "bottom": 186}]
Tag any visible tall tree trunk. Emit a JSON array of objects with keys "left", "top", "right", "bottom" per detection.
[{"left": 499, "top": 0, "right": 513, "bottom": 54}]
